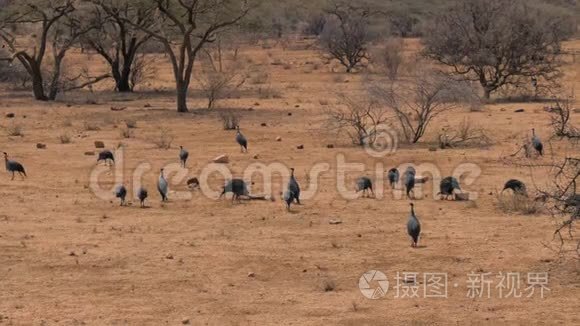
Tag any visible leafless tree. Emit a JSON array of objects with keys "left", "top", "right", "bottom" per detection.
[
  {"left": 319, "top": 2, "right": 373, "bottom": 73},
  {"left": 0, "top": 0, "right": 109, "bottom": 100},
  {"left": 196, "top": 36, "right": 247, "bottom": 109},
  {"left": 325, "top": 93, "right": 390, "bottom": 146},
  {"left": 548, "top": 96, "right": 579, "bottom": 141},
  {"left": 423, "top": 0, "right": 567, "bottom": 100},
  {"left": 370, "top": 72, "right": 475, "bottom": 143},
  {"left": 120, "top": 0, "right": 252, "bottom": 112},
  {"left": 85, "top": 0, "right": 154, "bottom": 92},
  {"left": 374, "top": 37, "right": 403, "bottom": 81}
]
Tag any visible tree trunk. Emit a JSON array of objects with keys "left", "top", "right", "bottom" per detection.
[
  {"left": 176, "top": 84, "right": 189, "bottom": 112},
  {"left": 483, "top": 88, "right": 491, "bottom": 100},
  {"left": 31, "top": 71, "right": 48, "bottom": 101},
  {"left": 116, "top": 73, "right": 132, "bottom": 92}
]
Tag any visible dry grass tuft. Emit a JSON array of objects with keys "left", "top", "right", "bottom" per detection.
[
  {"left": 152, "top": 127, "right": 173, "bottom": 149},
  {"left": 496, "top": 193, "right": 543, "bottom": 215}
]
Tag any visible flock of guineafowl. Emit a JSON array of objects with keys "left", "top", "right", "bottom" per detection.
[{"left": 3, "top": 127, "right": 547, "bottom": 247}]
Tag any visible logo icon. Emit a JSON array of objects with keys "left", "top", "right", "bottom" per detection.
[
  {"left": 359, "top": 270, "right": 389, "bottom": 299},
  {"left": 364, "top": 124, "right": 398, "bottom": 158}
]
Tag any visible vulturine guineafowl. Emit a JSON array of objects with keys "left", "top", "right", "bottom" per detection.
[
  {"left": 3, "top": 152, "right": 26, "bottom": 180},
  {"left": 356, "top": 177, "right": 374, "bottom": 198},
  {"left": 439, "top": 176, "right": 461, "bottom": 200},
  {"left": 97, "top": 150, "right": 114, "bottom": 165},
  {"left": 284, "top": 168, "right": 301, "bottom": 210},
  {"left": 137, "top": 187, "right": 148, "bottom": 208},
  {"left": 388, "top": 168, "right": 399, "bottom": 189},
  {"left": 236, "top": 126, "right": 248, "bottom": 153},
  {"left": 531, "top": 128, "right": 543, "bottom": 156},
  {"left": 179, "top": 146, "right": 189, "bottom": 168},
  {"left": 407, "top": 203, "right": 421, "bottom": 248},
  {"left": 220, "top": 179, "right": 249, "bottom": 202},
  {"left": 403, "top": 167, "right": 416, "bottom": 199},
  {"left": 502, "top": 179, "right": 527, "bottom": 196},
  {"left": 157, "top": 168, "right": 168, "bottom": 202},
  {"left": 115, "top": 185, "right": 127, "bottom": 206}
]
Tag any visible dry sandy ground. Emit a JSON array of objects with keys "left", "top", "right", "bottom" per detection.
[{"left": 0, "top": 38, "right": 579, "bottom": 325}]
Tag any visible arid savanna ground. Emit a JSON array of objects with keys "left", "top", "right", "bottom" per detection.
[{"left": 0, "top": 38, "right": 579, "bottom": 325}]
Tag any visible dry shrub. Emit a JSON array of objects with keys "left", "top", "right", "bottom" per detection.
[
  {"left": 125, "top": 119, "right": 137, "bottom": 129},
  {"left": 218, "top": 110, "right": 241, "bottom": 130},
  {"left": 439, "top": 118, "right": 492, "bottom": 149},
  {"left": 58, "top": 133, "right": 71, "bottom": 144},
  {"left": 249, "top": 71, "right": 270, "bottom": 85},
  {"left": 152, "top": 127, "right": 173, "bottom": 149},
  {"left": 496, "top": 193, "right": 543, "bottom": 215},
  {"left": 257, "top": 85, "right": 282, "bottom": 99},
  {"left": 83, "top": 121, "right": 100, "bottom": 131},
  {"left": 120, "top": 127, "right": 134, "bottom": 139},
  {"left": 6, "top": 122, "right": 23, "bottom": 136},
  {"left": 373, "top": 37, "right": 404, "bottom": 81},
  {"left": 321, "top": 279, "right": 336, "bottom": 292}
]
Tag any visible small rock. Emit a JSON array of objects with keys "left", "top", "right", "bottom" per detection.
[
  {"left": 329, "top": 219, "right": 342, "bottom": 225},
  {"left": 5, "top": 113, "right": 15, "bottom": 118},
  {"left": 247, "top": 272, "right": 255, "bottom": 278},
  {"left": 288, "top": 112, "right": 292, "bottom": 116},
  {"left": 69, "top": 251, "right": 77, "bottom": 256},
  {"left": 260, "top": 123, "right": 267, "bottom": 127},
  {"left": 428, "top": 147, "right": 437, "bottom": 152},
  {"left": 182, "top": 318, "right": 190, "bottom": 325},
  {"left": 326, "top": 144, "right": 334, "bottom": 149},
  {"left": 144, "top": 103, "right": 152, "bottom": 108},
  {"left": 253, "top": 154, "right": 259, "bottom": 159},
  {"left": 297, "top": 145, "right": 304, "bottom": 150},
  {"left": 84, "top": 151, "right": 95, "bottom": 156},
  {"left": 276, "top": 136, "right": 282, "bottom": 142},
  {"left": 212, "top": 154, "right": 229, "bottom": 164},
  {"left": 36, "top": 143, "right": 46, "bottom": 149},
  {"left": 94, "top": 141, "right": 105, "bottom": 149},
  {"left": 500, "top": 108, "right": 506, "bottom": 112},
  {"left": 165, "top": 254, "right": 174, "bottom": 260},
  {"left": 514, "top": 109, "right": 525, "bottom": 113},
  {"left": 295, "top": 105, "right": 300, "bottom": 108}
]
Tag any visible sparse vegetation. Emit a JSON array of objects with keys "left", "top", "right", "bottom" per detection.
[
  {"left": 58, "top": 133, "right": 72, "bottom": 144},
  {"left": 6, "top": 121, "right": 23, "bottom": 136},
  {"left": 496, "top": 193, "right": 543, "bottom": 215},
  {"left": 152, "top": 127, "right": 173, "bottom": 149},
  {"left": 219, "top": 110, "right": 241, "bottom": 130}
]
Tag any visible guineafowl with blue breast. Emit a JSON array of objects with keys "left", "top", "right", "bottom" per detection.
[
  {"left": 220, "top": 179, "right": 249, "bottom": 202},
  {"left": 356, "top": 177, "right": 374, "bottom": 198},
  {"left": 439, "top": 176, "right": 461, "bottom": 200},
  {"left": 115, "top": 185, "right": 127, "bottom": 206},
  {"left": 236, "top": 126, "right": 248, "bottom": 153},
  {"left": 531, "top": 128, "right": 543, "bottom": 156},
  {"left": 157, "top": 168, "right": 168, "bottom": 202},
  {"left": 137, "top": 187, "right": 148, "bottom": 208},
  {"left": 407, "top": 203, "right": 421, "bottom": 248},
  {"left": 403, "top": 167, "right": 416, "bottom": 199},
  {"left": 3, "top": 152, "right": 26, "bottom": 180},
  {"left": 179, "top": 146, "right": 189, "bottom": 168},
  {"left": 388, "top": 168, "right": 399, "bottom": 189}
]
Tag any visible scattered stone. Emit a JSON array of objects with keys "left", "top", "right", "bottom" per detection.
[
  {"left": 23, "top": 115, "right": 27, "bottom": 119},
  {"left": 69, "top": 251, "right": 77, "bottom": 256},
  {"left": 329, "top": 219, "right": 342, "bottom": 225},
  {"left": 253, "top": 154, "right": 259, "bottom": 159},
  {"left": 428, "top": 147, "right": 437, "bottom": 152},
  {"left": 165, "top": 254, "right": 174, "bottom": 260},
  {"left": 253, "top": 102, "right": 260, "bottom": 106},
  {"left": 144, "top": 103, "right": 152, "bottom": 108},
  {"left": 182, "top": 318, "right": 190, "bottom": 325},
  {"left": 110, "top": 106, "right": 126, "bottom": 111},
  {"left": 514, "top": 109, "right": 525, "bottom": 113},
  {"left": 288, "top": 112, "right": 292, "bottom": 116},
  {"left": 326, "top": 144, "right": 334, "bottom": 149},
  {"left": 500, "top": 108, "right": 506, "bottom": 112},
  {"left": 94, "top": 141, "right": 105, "bottom": 149},
  {"left": 66, "top": 104, "right": 72, "bottom": 107},
  {"left": 84, "top": 151, "right": 95, "bottom": 156},
  {"left": 212, "top": 154, "right": 229, "bottom": 164},
  {"left": 297, "top": 145, "right": 304, "bottom": 150},
  {"left": 5, "top": 113, "right": 15, "bottom": 118},
  {"left": 276, "top": 136, "right": 282, "bottom": 142},
  {"left": 260, "top": 123, "right": 267, "bottom": 127},
  {"left": 36, "top": 143, "right": 46, "bottom": 149},
  {"left": 247, "top": 272, "right": 255, "bottom": 278},
  {"left": 295, "top": 105, "right": 300, "bottom": 108}
]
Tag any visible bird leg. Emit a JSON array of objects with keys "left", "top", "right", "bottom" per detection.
[{"left": 11, "top": 171, "right": 14, "bottom": 180}]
